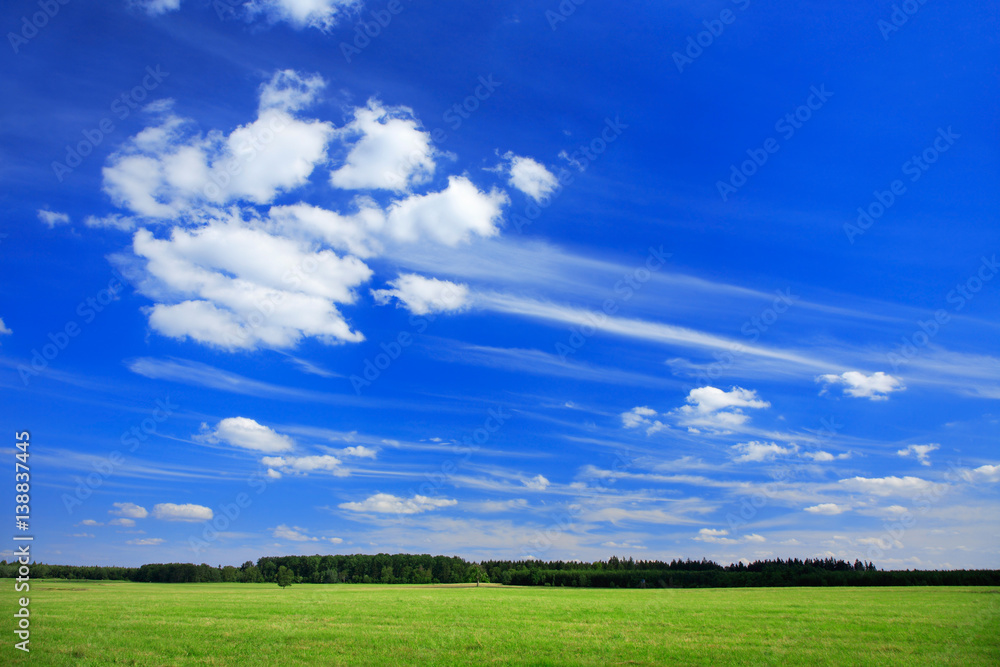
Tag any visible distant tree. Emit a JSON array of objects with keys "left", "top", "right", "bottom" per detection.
[{"left": 276, "top": 566, "right": 293, "bottom": 588}]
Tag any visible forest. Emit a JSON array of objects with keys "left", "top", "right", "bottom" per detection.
[{"left": 3, "top": 555, "right": 999, "bottom": 588}]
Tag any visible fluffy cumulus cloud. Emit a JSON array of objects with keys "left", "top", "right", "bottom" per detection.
[
  {"left": 110, "top": 518, "right": 136, "bottom": 527},
  {"left": 521, "top": 474, "right": 550, "bottom": 490},
  {"left": 261, "top": 454, "right": 346, "bottom": 477},
  {"left": 386, "top": 176, "right": 508, "bottom": 245},
  {"left": 693, "top": 528, "right": 737, "bottom": 544},
  {"left": 502, "top": 152, "right": 558, "bottom": 202},
  {"left": 731, "top": 441, "right": 798, "bottom": 463},
  {"left": 621, "top": 406, "right": 665, "bottom": 435},
  {"left": 127, "top": 538, "right": 165, "bottom": 546},
  {"left": 132, "top": 217, "right": 372, "bottom": 349},
  {"left": 339, "top": 493, "right": 457, "bottom": 515},
  {"left": 372, "top": 273, "right": 470, "bottom": 315},
  {"left": 838, "top": 476, "right": 942, "bottom": 497},
  {"left": 693, "top": 528, "right": 765, "bottom": 544},
  {"left": 339, "top": 445, "right": 378, "bottom": 459},
  {"left": 0, "top": 317, "right": 11, "bottom": 336},
  {"left": 273, "top": 524, "right": 319, "bottom": 541},
  {"left": 804, "top": 503, "right": 849, "bottom": 515},
  {"left": 674, "top": 386, "right": 770, "bottom": 432},
  {"left": 104, "top": 72, "right": 333, "bottom": 218},
  {"left": 960, "top": 464, "right": 1000, "bottom": 484},
  {"left": 111, "top": 502, "right": 149, "bottom": 519},
  {"left": 330, "top": 101, "right": 436, "bottom": 192},
  {"left": 247, "top": 0, "right": 359, "bottom": 30},
  {"left": 897, "top": 444, "right": 939, "bottom": 467},
  {"left": 153, "top": 503, "right": 214, "bottom": 522},
  {"left": 37, "top": 209, "right": 70, "bottom": 228},
  {"left": 198, "top": 417, "right": 295, "bottom": 453},
  {"left": 817, "top": 371, "right": 904, "bottom": 400},
  {"left": 94, "top": 70, "right": 519, "bottom": 353}
]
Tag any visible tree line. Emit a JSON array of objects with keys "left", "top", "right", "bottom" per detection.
[{"left": 2, "top": 555, "right": 997, "bottom": 588}]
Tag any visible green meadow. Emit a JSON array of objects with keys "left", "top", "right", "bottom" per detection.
[{"left": 3, "top": 581, "right": 998, "bottom": 665}]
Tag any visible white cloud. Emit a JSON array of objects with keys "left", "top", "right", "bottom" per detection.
[
  {"left": 132, "top": 218, "right": 371, "bottom": 350},
  {"left": 152, "top": 503, "right": 214, "bottom": 522},
  {"left": 674, "top": 386, "right": 769, "bottom": 432},
  {"left": 79, "top": 519, "right": 102, "bottom": 526},
  {"left": 127, "top": 537, "right": 165, "bottom": 546},
  {"left": 600, "top": 541, "right": 647, "bottom": 550},
  {"left": 38, "top": 209, "right": 70, "bottom": 228},
  {"left": 502, "top": 152, "right": 558, "bottom": 202},
  {"left": 111, "top": 502, "right": 148, "bottom": 519},
  {"left": 838, "top": 476, "right": 943, "bottom": 497},
  {"left": 371, "top": 273, "right": 469, "bottom": 315},
  {"left": 133, "top": 0, "right": 181, "bottom": 16},
  {"left": 339, "top": 445, "right": 377, "bottom": 459},
  {"left": 103, "top": 76, "right": 334, "bottom": 217},
  {"left": 897, "top": 444, "right": 939, "bottom": 467},
  {"left": 109, "top": 518, "right": 136, "bottom": 527},
  {"left": 386, "top": 176, "right": 508, "bottom": 245},
  {"left": 521, "top": 474, "right": 550, "bottom": 490},
  {"left": 964, "top": 464, "right": 1000, "bottom": 483},
  {"left": 199, "top": 417, "right": 295, "bottom": 453},
  {"left": 247, "top": 0, "right": 359, "bottom": 30},
  {"left": 804, "top": 503, "right": 849, "bottom": 515},
  {"left": 694, "top": 528, "right": 737, "bottom": 544},
  {"left": 73, "top": 533, "right": 96, "bottom": 538},
  {"left": 330, "top": 100, "right": 435, "bottom": 192},
  {"left": 620, "top": 406, "right": 665, "bottom": 435},
  {"left": 818, "top": 371, "right": 904, "bottom": 401},
  {"left": 273, "top": 524, "right": 319, "bottom": 541},
  {"left": 258, "top": 70, "right": 326, "bottom": 113},
  {"left": 731, "top": 441, "right": 798, "bottom": 463},
  {"left": 267, "top": 201, "right": 384, "bottom": 259},
  {"left": 339, "top": 493, "right": 457, "bottom": 515},
  {"left": 85, "top": 214, "right": 135, "bottom": 231},
  {"left": 261, "top": 454, "right": 346, "bottom": 476},
  {"left": 0, "top": 317, "right": 11, "bottom": 336}
]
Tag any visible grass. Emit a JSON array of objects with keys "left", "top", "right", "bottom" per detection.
[{"left": 2, "top": 581, "right": 998, "bottom": 665}]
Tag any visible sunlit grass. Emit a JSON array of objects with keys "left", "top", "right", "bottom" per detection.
[{"left": 2, "top": 581, "right": 997, "bottom": 665}]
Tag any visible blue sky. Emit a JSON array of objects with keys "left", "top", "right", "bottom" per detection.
[{"left": 1, "top": 0, "right": 997, "bottom": 569}]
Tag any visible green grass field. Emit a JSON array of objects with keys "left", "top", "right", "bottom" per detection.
[{"left": 3, "top": 581, "right": 998, "bottom": 665}]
